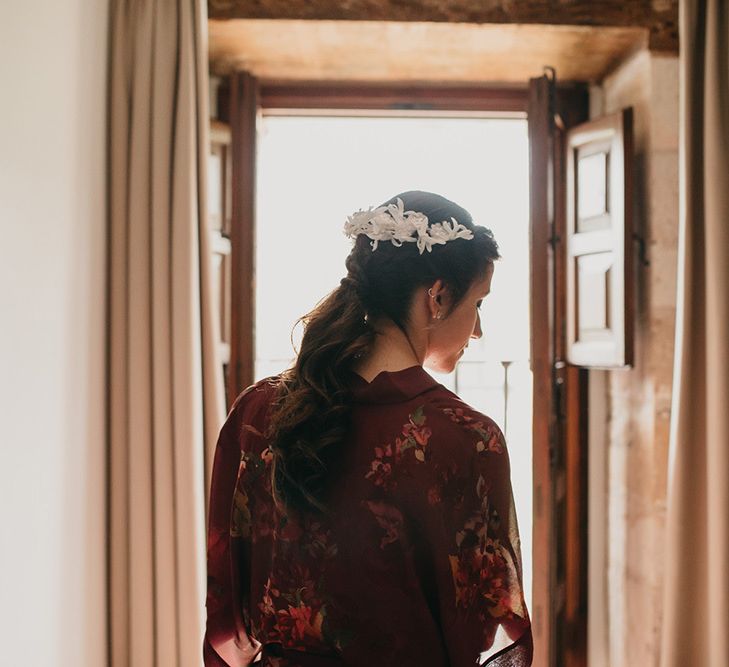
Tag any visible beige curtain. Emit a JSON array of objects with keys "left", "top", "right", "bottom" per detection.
[
  {"left": 661, "top": 2, "right": 729, "bottom": 666},
  {"left": 108, "top": 1, "right": 225, "bottom": 665}
]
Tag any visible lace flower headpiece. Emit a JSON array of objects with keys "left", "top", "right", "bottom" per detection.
[{"left": 343, "top": 198, "right": 474, "bottom": 255}]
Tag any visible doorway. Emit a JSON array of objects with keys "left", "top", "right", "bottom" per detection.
[{"left": 253, "top": 113, "right": 533, "bottom": 608}]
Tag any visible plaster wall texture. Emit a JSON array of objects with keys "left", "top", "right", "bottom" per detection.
[
  {"left": 0, "top": 2, "right": 108, "bottom": 665},
  {"left": 591, "top": 49, "right": 679, "bottom": 667}
]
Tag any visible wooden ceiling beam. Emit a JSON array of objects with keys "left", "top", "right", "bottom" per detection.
[{"left": 208, "top": 0, "right": 677, "bottom": 52}]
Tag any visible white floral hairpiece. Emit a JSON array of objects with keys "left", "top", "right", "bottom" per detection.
[{"left": 342, "top": 198, "right": 474, "bottom": 255}]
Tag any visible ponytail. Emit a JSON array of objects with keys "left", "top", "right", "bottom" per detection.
[{"left": 266, "top": 279, "right": 375, "bottom": 514}]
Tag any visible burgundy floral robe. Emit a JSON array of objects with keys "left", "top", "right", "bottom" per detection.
[{"left": 204, "top": 365, "right": 532, "bottom": 666}]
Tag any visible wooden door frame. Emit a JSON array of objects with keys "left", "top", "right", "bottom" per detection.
[
  {"left": 218, "top": 72, "right": 259, "bottom": 406},
  {"left": 529, "top": 73, "right": 590, "bottom": 667},
  {"left": 258, "top": 82, "right": 529, "bottom": 114},
  {"left": 221, "top": 78, "right": 589, "bottom": 665},
  {"left": 528, "top": 74, "right": 556, "bottom": 666}
]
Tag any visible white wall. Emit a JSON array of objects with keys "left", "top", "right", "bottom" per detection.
[{"left": 0, "top": 2, "right": 108, "bottom": 665}]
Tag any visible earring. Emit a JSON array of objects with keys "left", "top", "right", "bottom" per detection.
[
  {"left": 429, "top": 288, "right": 442, "bottom": 319},
  {"left": 429, "top": 288, "right": 441, "bottom": 319}
]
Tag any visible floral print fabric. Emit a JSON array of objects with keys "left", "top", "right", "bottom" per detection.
[{"left": 205, "top": 365, "right": 532, "bottom": 666}]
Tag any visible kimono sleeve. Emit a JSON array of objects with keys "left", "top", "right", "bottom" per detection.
[
  {"left": 418, "top": 402, "right": 533, "bottom": 666},
  {"left": 203, "top": 385, "right": 264, "bottom": 666}
]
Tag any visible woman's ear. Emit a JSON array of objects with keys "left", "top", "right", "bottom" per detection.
[{"left": 427, "top": 279, "right": 446, "bottom": 319}]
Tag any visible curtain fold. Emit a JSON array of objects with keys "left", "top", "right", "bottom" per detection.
[
  {"left": 661, "top": 2, "right": 729, "bottom": 666},
  {"left": 108, "top": 1, "right": 225, "bottom": 665}
]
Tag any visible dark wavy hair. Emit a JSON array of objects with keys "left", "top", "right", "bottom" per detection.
[{"left": 265, "top": 191, "right": 500, "bottom": 515}]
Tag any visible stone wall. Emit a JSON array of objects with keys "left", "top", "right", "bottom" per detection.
[{"left": 588, "top": 49, "right": 679, "bottom": 667}]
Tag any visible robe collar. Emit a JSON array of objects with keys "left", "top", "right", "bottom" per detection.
[{"left": 346, "top": 364, "right": 440, "bottom": 404}]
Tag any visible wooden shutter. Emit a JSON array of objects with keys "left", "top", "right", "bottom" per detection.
[
  {"left": 565, "top": 109, "right": 634, "bottom": 368},
  {"left": 209, "top": 120, "right": 233, "bottom": 404}
]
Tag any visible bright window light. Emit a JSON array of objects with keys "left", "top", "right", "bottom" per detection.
[{"left": 255, "top": 115, "right": 532, "bottom": 608}]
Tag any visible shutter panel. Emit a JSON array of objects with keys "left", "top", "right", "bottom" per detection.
[
  {"left": 209, "top": 120, "right": 233, "bottom": 403},
  {"left": 565, "top": 109, "right": 634, "bottom": 367}
]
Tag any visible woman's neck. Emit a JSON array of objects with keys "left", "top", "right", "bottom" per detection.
[{"left": 351, "top": 318, "right": 424, "bottom": 383}]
